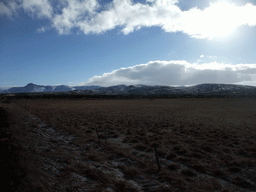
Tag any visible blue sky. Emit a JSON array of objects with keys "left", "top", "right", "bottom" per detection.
[{"left": 1, "top": 0, "right": 256, "bottom": 88}]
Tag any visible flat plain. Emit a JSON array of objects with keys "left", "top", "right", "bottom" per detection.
[{"left": 1, "top": 98, "right": 256, "bottom": 191}]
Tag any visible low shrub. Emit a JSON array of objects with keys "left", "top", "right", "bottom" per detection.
[
  {"left": 190, "top": 164, "right": 206, "bottom": 173},
  {"left": 166, "top": 152, "right": 177, "bottom": 160},
  {"left": 167, "top": 163, "right": 180, "bottom": 171},
  {"left": 232, "top": 176, "right": 255, "bottom": 189},
  {"left": 228, "top": 167, "right": 241, "bottom": 173},
  {"left": 134, "top": 143, "right": 148, "bottom": 151},
  {"left": 181, "top": 169, "right": 197, "bottom": 177},
  {"left": 124, "top": 166, "right": 141, "bottom": 179}
]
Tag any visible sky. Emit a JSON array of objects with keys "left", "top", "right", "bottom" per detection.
[{"left": 1, "top": 0, "right": 256, "bottom": 88}]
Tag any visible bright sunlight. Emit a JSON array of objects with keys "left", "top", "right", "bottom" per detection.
[{"left": 181, "top": 1, "right": 256, "bottom": 39}]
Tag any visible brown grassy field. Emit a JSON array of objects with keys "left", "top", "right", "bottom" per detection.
[{"left": 1, "top": 98, "right": 256, "bottom": 191}]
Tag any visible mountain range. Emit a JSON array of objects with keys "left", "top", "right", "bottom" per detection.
[
  {"left": 0, "top": 83, "right": 101, "bottom": 93},
  {"left": 1, "top": 83, "right": 256, "bottom": 97}
]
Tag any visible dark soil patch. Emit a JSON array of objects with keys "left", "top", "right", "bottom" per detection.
[{"left": 0, "top": 107, "right": 25, "bottom": 191}]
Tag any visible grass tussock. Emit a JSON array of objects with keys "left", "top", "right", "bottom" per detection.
[
  {"left": 180, "top": 169, "right": 197, "bottom": 177},
  {"left": 167, "top": 163, "right": 181, "bottom": 171},
  {"left": 1, "top": 98, "right": 256, "bottom": 191}
]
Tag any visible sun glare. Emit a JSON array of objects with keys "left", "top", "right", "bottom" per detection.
[
  {"left": 203, "top": 2, "right": 240, "bottom": 39},
  {"left": 182, "top": 1, "right": 250, "bottom": 39}
]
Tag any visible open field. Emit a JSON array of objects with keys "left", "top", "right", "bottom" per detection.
[{"left": 1, "top": 98, "right": 256, "bottom": 191}]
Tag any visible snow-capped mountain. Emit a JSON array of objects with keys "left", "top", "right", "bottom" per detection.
[
  {"left": 1, "top": 83, "right": 256, "bottom": 97},
  {"left": 53, "top": 85, "right": 73, "bottom": 92},
  {"left": 1, "top": 83, "right": 69, "bottom": 93},
  {"left": 73, "top": 86, "right": 101, "bottom": 90},
  {"left": 70, "top": 83, "right": 256, "bottom": 97},
  {"left": 79, "top": 83, "right": 256, "bottom": 96},
  {"left": 0, "top": 83, "right": 102, "bottom": 94}
]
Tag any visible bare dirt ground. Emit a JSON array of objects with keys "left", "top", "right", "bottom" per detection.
[{"left": 1, "top": 98, "right": 256, "bottom": 191}]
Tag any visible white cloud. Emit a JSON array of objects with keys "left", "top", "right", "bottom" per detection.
[
  {"left": 0, "top": 2, "right": 18, "bottom": 17},
  {"left": 52, "top": 0, "right": 100, "bottom": 34},
  {"left": 2, "top": 0, "right": 256, "bottom": 38},
  {"left": 83, "top": 60, "right": 256, "bottom": 86},
  {"left": 0, "top": 2, "right": 12, "bottom": 17},
  {"left": 37, "top": 26, "right": 47, "bottom": 33},
  {"left": 21, "top": 0, "right": 52, "bottom": 18},
  {"left": 200, "top": 55, "right": 204, "bottom": 58},
  {"left": 0, "top": 0, "right": 52, "bottom": 18}
]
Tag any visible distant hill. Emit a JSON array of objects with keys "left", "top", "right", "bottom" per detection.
[
  {"left": 1, "top": 83, "right": 256, "bottom": 97},
  {"left": 0, "top": 83, "right": 98, "bottom": 93},
  {"left": 72, "top": 86, "right": 101, "bottom": 90}
]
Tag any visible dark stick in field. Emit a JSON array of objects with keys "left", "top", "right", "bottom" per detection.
[
  {"left": 95, "top": 126, "right": 100, "bottom": 144},
  {"left": 105, "top": 126, "right": 107, "bottom": 144},
  {"left": 154, "top": 143, "right": 161, "bottom": 171}
]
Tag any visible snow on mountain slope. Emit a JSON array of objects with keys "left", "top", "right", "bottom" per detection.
[{"left": 1, "top": 83, "right": 256, "bottom": 96}]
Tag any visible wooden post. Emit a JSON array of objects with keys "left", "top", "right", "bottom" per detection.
[
  {"left": 96, "top": 126, "right": 100, "bottom": 144},
  {"left": 154, "top": 144, "right": 161, "bottom": 171}
]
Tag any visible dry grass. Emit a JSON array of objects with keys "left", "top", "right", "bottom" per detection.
[{"left": 1, "top": 98, "right": 256, "bottom": 191}]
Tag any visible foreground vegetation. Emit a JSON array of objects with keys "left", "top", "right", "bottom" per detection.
[{"left": 1, "top": 98, "right": 256, "bottom": 191}]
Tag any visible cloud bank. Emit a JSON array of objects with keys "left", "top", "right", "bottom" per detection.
[
  {"left": 83, "top": 61, "right": 256, "bottom": 86},
  {"left": 1, "top": 0, "right": 256, "bottom": 38}
]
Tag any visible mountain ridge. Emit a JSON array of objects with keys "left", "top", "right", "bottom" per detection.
[{"left": 1, "top": 83, "right": 256, "bottom": 97}]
